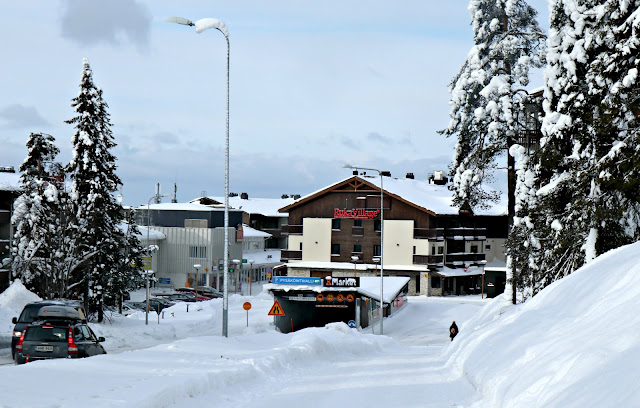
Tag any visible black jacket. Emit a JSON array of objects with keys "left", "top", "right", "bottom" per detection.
[{"left": 449, "top": 322, "right": 458, "bottom": 339}]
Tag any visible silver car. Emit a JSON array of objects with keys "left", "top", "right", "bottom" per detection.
[{"left": 14, "top": 306, "right": 106, "bottom": 365}]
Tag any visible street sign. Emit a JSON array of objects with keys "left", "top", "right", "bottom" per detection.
[
  {"left": 316, "top": 294, "right": 324, "bottom": 302},
  {"left": 348, "top": 320, "right": 356, "bottom": 328},
  {"left": 243, "top": 302, "right": 252, "bottom": 311},
  {"left": 346, "top": 294, "right": 355, "bottom": 302},
  {"left": 336, "top": 294, "right": 345, "bottom": 302},
  {"left": 268, "top": 300, "right": 285, "bottom": 316},
  {"left": 242, "top": 258, "right": 247, "bottom": 263}
]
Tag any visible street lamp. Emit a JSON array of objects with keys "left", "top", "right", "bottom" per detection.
[
  {"left": 145, "top": 193, "right": 171, "bottom": 325},
  {"left": 167, "top": 16, "right": 231, "bottom": 337},
  {"left": 248, "top": 259, "right": 254, "bottom": 296},
  {"left": 343, "top": 164, "right": 385, "bottom": 335},
  {"left": 351, "top": 255, "right": 359, "bottom": 277},
  {"left": 193, "top": 264, "right": 201, "bottom": 300}
]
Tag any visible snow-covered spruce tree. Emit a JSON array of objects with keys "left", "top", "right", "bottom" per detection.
[
  {"left": 66, "top": 58, "right": 130, "bottom": 322},
  {"left": 12, "top": 132, "right": 68, "bottom": 298},
  {"left": 536, "top": 0, "right": 640, "bottom": 283},
  {"left": 441, "top": 0, "right": 546, "bottom": 212}
]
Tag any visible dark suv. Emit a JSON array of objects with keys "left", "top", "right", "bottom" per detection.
[
  {"left": 11, "top": 299, "right": 86, "bottom": 359},
  {"left": 14, "top": 305, "right": 106, "bottom": 365}
]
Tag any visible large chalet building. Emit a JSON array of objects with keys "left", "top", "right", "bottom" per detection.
[{"left": 277, "top": 172, "right": 508, "bottom": 297}]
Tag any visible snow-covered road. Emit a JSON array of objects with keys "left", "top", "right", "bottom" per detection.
[{"left": 0, "top": 282, "right": 486, "bottom": 407}]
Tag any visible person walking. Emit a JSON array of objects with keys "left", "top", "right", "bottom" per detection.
[{"left": 449, "top": 320, "right": 458, "bottom": 341}]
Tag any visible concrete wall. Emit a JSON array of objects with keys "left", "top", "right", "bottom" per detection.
[
  {"left": 383, "top": 220, "right": 414, "bottom": 265},
  {"left": 302, "top": 218, "right": 331, "bottom": 262}
]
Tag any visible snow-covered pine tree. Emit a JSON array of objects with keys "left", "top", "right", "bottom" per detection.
[
  {"left": 441, "top": 0, "right": 546, "bottom": 212},
  {"left": 12, "top": 132, "right": 67, "bottom": 298},
  {"left": 536, "top": 0, "right": 640, "bottom": 283},
  {"left": 66, "top": 58, "right": 127, "bottom": 322}
]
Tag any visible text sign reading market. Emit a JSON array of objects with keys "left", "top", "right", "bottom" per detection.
[{"left": 334, "top": 208, "right": 380, "bottom": 219}]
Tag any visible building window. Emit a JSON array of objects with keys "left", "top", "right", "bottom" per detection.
[
  {"left": 332, "top": 219, "right": 341, "bottom": 230},
  {"left": 470, "top": 245, "right": 478, "bottom": 253},
  {"left": 189, "top": 246, "right": 207, "bottom": 258},
  {"left": 354, "top": 219, "right": 362, "bottom": 227},
  {"left": 373, "top": 220, "right": 381, "bottom": 231},
  {"left": 485, "top": 244, "right": 491, "bottom": 251},
  {"left": 331, "top": 243, "right": 340, "bottom": 256},
  {"left": 299, "top": 242, "right": 303, "bottom": 250},
  {"left": 431, "top": 276, "right": 441, "bottom": 289},
  {"left": 373, "top": 245, "right": 381, "bottom": 257},
  {"left": 353, "top": 244, "right": 362, "bottom": 253},
  {"left": 437, "top": 246, "right": 444, "bottom": 255},
  {"left": 413, "top": 246, "right": 416, "bottom": 255},
  {"left": 416, "top": 275, "right": 420, "bottom": 292}
]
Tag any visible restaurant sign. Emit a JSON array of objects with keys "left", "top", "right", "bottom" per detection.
[{"left": 334, "top": 208, "right": 380, "bottom": 219}]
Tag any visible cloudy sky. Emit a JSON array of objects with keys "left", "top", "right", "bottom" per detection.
[{"left": 0, "top": 1, "right": 549, "bottom": 207}]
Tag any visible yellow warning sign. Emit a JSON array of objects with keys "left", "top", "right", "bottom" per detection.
[{"left": 268, "top": 300, "right": 285, "bottom": 316}]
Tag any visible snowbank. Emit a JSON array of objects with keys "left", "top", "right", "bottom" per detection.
[{"left": 446, "top": 242, "right": 640, "bottom": 407}]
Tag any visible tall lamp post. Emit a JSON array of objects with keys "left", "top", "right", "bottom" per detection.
[
  {"left": 145, "top": 193, "right": 171, "bottom": 325},
  {"left": 343, "top": 164, "right": 385, "bottom": 335},
  {"left": 193, "top": 264, "right": 201, "bottom": 299},
  {"left": 167, "top": 16, "right": 231, "bottom": 337}
]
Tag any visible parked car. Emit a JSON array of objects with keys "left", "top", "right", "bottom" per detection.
[
  {"left": 175, "top": 286, "right": 222, "bottom": 299},
  {"left": 14, "top": 305, "right": 106, "bottom": 365},
  {"left": 147, "top": 298, "right": 176, "bottom": 313},
  {"left": 11, "top": 299, "right": 86, "bottom": 359},
  {"left": 155, "top": 293, "right": 198, "bottom": 303}
]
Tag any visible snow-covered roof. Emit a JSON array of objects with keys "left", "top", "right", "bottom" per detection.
[
  {"left": 283, "top": 175, "right": 507, "bottom": 216},
  {"left": 136, "top": 202, "right": 225, "bottom": 212},
  {"left": 242, "top": 224, "right": 271, "bottom": 238},
  {"left": 118, "top": 224, "right": 166, "bottom": 241},
  {"left": 436, "top": 265, "right": 484, "bottom": 277},
  {"left": 242, "top": 249, "right": 281, "bottom": 265},
  {"left": 280, "top": 261, "right": 429, "bottom": 273},
  {"left": 190, "top": 196, "right": 295, "bottom": 217},
  {"left": 264, "top": 276, "right": 410, "bottom": 304},
  {"left": 0, "top": 171, "right": 21, "bottom": 192}
]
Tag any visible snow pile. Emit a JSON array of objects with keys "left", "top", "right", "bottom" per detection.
[
  {"left": 0, "top": 280, "right": 40, "bottom": 336},
  {"left": 446, "top": 241, "right": 640, "bottom": 407}
]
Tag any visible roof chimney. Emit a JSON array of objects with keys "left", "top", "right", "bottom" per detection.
[
  {"left": 240, "top": 192, "right": 248, "bottom": 200},
  {"left": 406, "top": 172, "right": 414, "bottom": 179}
]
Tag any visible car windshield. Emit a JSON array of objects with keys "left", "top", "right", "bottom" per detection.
[{"left": 24, "top": 326, "right": 67, "bottom": 342}]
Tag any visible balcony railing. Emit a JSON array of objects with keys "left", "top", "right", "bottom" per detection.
[
  {"left": 413, "top": 254, "right": 443, "bottom": 266},
  {"left": 261, "top": 227, "right": 284, "bottom": 238},
  {"left": 281, "top": 224, "right": 303, "bottom": 236},
  {"left": 445, "top": 227, "right": 487, "bottom": 240},
  {"left": 444, "top": 253, "right": 486, "bottom": 266},
  {"left": 414, "top": 228, "right": 444, "bottom": 240},
  {"left": 280, "top": 250, "right": 302, "bottom": 261}
]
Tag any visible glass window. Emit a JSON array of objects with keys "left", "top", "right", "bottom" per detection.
[
  {"left": 189, "top": 246, "right": 207, "bottom": 258},
  {"left": 373, "top": 245, "right": 381, "bottom": 257},
  {"left": 431, "top": 276, "right": 441, "bottom": 289},
  {"left": 332, "top": 219, "right": 341, "bottom": 230},
  {"left": 437, "top": 246, "right": 444, "bottom": 255},
  {"left": 470, "top": 245, "right": 478, "bottom": 253},
  {"left": 485, "top": 244, "right": 491, "bottom": 251},
  {"left": 353, "top": 244, "right": 362, "bottom": 253},
  {"left": 373, "top": 220, "right": 381, "bottom": 231},
  {"left": 331, "top": 243, "right": 340, "bottom": 256},
  {"left": 354, "top": 219, "right": 362, "bottom": 227}
]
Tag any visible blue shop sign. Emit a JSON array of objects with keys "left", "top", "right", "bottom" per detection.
[{"left": 272, "top": 276, "right": 322, "bottom": 286}]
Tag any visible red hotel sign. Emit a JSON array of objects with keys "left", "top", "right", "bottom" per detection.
[{"left": 334, "top": 208, "right": 380, "bottom": 219}]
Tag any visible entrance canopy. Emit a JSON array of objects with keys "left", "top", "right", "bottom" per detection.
[{"left": 264, "top": 276, "right": 409, "bottom": 304}]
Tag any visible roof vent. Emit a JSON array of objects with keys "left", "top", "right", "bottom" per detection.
[
  {"left": 292, "top": 194, "right": 301, "bottom": 199},
  {"left": 406, "top": 172, "right": 414, "bottom": 179},
  {"left": 281, "top": 194, "right": 289, "bottom": 199},
  {"left": 0, "top": 166, "right": 15, "bottom": 173},
  {"left": 240, "top": 192, "right": 248, "bottom": 200},
  {"left": 381, "top": 171, "right": 391, "bottom": 177},
  {"left": 229, "top": 192, "right": 238, "bottom": 197},
  {"left": 429, "top": 171, "right": 448, "bottom": 185}
]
